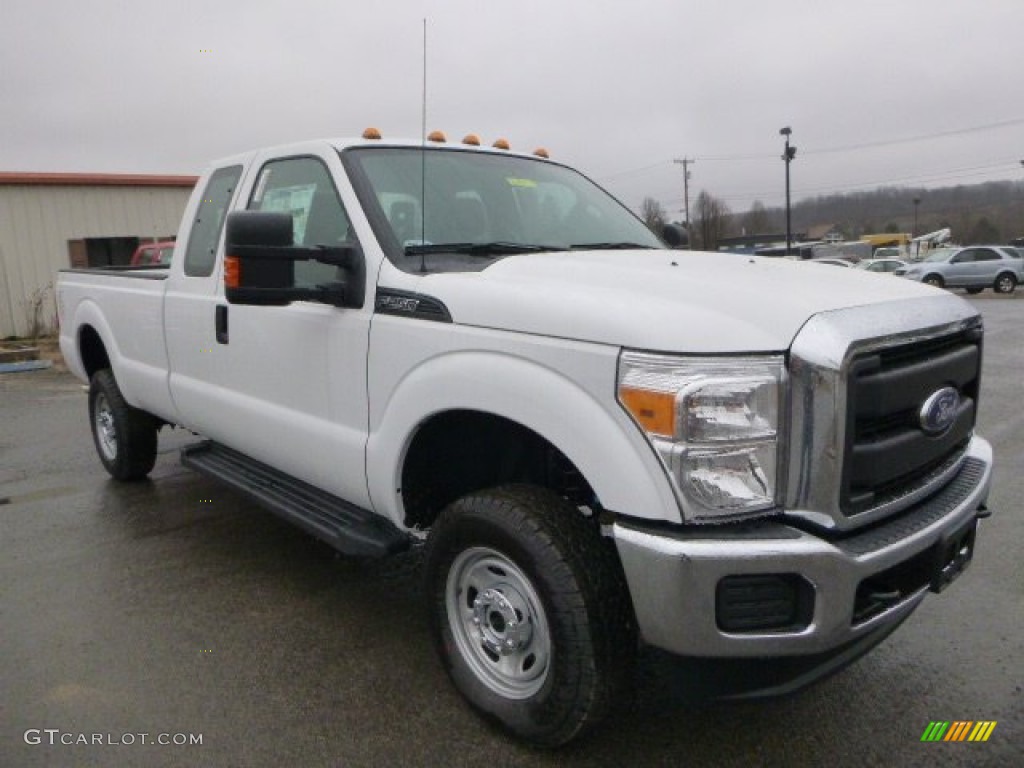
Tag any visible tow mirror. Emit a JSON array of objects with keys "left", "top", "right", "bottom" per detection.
[
  {"left": 224, "top": 211, "right": 365, "bottom": 308},
  {"left": 662, "top": 223, "right": 689, "bottom": 249}
]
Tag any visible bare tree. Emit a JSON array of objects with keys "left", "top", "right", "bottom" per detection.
[
  {"left": 640, "top": 197, "right": 668, "bottom": 234},
  {"left": 742, "top": 200, "right": 773, "bottom": 235},
  {"left": 693, "top": 190, "right": 731, "bottom": 251}
]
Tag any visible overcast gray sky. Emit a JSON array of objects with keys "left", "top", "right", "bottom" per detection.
[{"left": 3, "top": 0, "right": 1022, "bottom": 214}]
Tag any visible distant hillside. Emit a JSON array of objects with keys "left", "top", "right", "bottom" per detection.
[{"left": 745, "top": 180, "right": 1024, "bottom": 244}]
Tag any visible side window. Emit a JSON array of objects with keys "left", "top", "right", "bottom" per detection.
[
  {"left": 952, "top": 250, "right": 974, "bottom": 264},
  {"left": 974, "top": 249, "right": 999, "bottom": 262},
  {"left": 184, "top": 165, "right": 243, "bottom": 277},
  {"left": 248, "top": 156, "right": 352, "bottom": 288}
]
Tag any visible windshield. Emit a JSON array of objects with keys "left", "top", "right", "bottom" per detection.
[
  {"left": 924, "top": 248, "right": 957, "bottom": 263},
  {"left": 342, "top": 146, "right": 664, "bottom": 272}
]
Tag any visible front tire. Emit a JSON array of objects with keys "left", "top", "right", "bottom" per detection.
[
  {"left": 89, "top": 369, "right": 158, "bottom": 480},
  {"left": 994, "top": 272, "right": 1016, "bottom": 294},
  {"left": 424, "top": 485, "right": 635, "bottom": 747},
  {"left": 923, "top": 274, "right": 944, "bottom": 288}
]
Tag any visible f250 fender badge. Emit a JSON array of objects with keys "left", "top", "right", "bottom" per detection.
[{"left": 920, "top": 387, "right": 960, "bottom": 435}]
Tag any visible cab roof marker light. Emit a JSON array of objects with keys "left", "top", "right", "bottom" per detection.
[
  {"left": 362, "top": 127, "right": 382, "bottom": 140},
  {"left": 427, "top": 130, "right": 447, "bottom": 143},
  {"left": 492, "top": 138, "right": 510, "bottom": 150},
  {"left": 462, "top": 134, "right": 481, "bottom": 146},
  {"left": 533, "top": 148, "right": 550, "bottom": 159}
]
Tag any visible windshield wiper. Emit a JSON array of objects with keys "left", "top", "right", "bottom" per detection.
[
  {"left": 568, "top": 242, "right": 658, "bottom": 251},
  {"left": 404, "top": 242, "right": 555, "bottom": 257}
]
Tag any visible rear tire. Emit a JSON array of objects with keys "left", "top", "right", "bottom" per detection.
[
  {"left": 994, "top": 272, "right": 1016, "bottom": 294},
  {"left": 89, "top": 369, "right": 158, "bottom": 480},
  {"left": 923, "top": 274, "right": 944, "bottom": 288},
  {"left": 424, "top": 485, "right": 635, "bottom": 747}
]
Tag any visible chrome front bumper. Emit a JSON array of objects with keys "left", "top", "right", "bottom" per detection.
[{"left": 614, "top": 436, "right": 992, "bottom": 658}]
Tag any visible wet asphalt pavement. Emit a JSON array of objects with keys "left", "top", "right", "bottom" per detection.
[{"left": 1, "top": 297, "right": 1021, "bottom": 768}]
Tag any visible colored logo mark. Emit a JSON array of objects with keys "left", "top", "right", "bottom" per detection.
[{"left": 921, "top": 721, "right": 997, "bottom": 742}]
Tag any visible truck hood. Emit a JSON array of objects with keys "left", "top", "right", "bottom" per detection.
[{"left": 418, "top": 250, "right": 950, "bottom": 353}]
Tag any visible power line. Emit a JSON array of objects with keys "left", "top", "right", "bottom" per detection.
[{"left": 597, "top": 115, "right": 1024, "bottom": 181}]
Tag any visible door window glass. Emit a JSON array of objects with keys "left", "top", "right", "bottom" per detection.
[{"left": 248, "top": 157, "right": 353, "bottom": 288}]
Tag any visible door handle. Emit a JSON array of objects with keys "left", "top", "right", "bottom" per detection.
[{"left": 215, "top": 305, "right": 229, "bottom": 344}]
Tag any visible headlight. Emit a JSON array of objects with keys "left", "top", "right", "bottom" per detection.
[{"left": 617, "top": 352, "right": 784, "bottom": 521}]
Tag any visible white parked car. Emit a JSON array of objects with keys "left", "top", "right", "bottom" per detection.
[
  {"left": 894, "top": 246, "right": 1023, "bottom": 294},
  {"left": 858, "top": 258, "right": 908, "bottom": 274}
]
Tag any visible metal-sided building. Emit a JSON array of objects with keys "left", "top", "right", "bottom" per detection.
[{"left": 0, "top": 172, "right": 197, "bottom": 339}]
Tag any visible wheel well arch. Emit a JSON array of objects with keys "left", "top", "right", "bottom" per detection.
[
  {"left": 79, "top": 324, "right": 110, "bottom": 379},
  {"left": 995, "top": 270, "right": 1016, "bottom": 281},
  {"left": 400, "top": 409, "right": 596, "bottom": 530}
]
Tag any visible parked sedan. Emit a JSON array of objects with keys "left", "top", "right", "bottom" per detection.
[
  {"left": 894, "top": 246, "right": 1023, "bottom": 294},
  {"left": 808, "top": 257, "right": 854, "bottom": 267},
  {"left": 857, "top": 258, "right": 907, "bottom": 274}
]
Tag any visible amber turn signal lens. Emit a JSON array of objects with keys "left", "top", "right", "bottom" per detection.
[
  {"left": 224, "top": 255, "right": 240, "bottom": 288},
  {"left": 619, "top": 387, "right": 676, "bottom": 438}
]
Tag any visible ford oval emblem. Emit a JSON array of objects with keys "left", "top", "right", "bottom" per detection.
[{"left": 919, "top": 387, "right": 960, "bottom": 435}]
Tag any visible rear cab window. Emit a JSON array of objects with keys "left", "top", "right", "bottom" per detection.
[{"left": 184, "top": 165, "right": 243, "bottom": 277}]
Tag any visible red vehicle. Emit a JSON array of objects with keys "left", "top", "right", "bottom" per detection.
[{"left": 129, "top": 240, "right": 175, "bottom": 266}]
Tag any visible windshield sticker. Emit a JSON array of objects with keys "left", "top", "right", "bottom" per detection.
[
  {"left": 506, "top": 178, "right": 538, "bottom": 188},
  {"left": 262, "top": 183, "right": 316, "bottom": 244}
]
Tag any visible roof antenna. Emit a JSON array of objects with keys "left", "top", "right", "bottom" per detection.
[{"left": 419, "top": 17, "right": 428, "bottom": 274}]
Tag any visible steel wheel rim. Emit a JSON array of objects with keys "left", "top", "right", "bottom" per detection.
[
  {"left": 445, "top": 546, "right": 551, "bottom": 699},
  {"left": 94, "top": 392, "right": 117, "bottom": 461}
]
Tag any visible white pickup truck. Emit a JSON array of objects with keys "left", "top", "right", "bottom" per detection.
[{"left": 58, "top": 132, "right": 993, "bottom": 746}]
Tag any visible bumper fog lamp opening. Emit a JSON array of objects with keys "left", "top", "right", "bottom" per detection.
[{"left": 716, "top": 574, "right": 814, "bottom": 633}]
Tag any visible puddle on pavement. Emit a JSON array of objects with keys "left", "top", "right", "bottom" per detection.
[{"left": 0, "top": 486, "right": 80, "bottom": 506}]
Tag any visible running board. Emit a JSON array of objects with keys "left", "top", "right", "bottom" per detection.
[{"left": 181, "top": 441, "right": 410, "bottom": 558}]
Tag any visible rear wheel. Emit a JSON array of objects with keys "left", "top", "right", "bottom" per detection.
[
  {"left": 89, "top": 369, "right": 158, "bottom": 480},
  {"left": 424, "top": 485, "right": 635, "bottom": 747},
  {"left": 923, "top": 274, "right": 944, "bottom": 288},
  {"left": 994, "top": 272, "right": 1016, "bottom": 294}
]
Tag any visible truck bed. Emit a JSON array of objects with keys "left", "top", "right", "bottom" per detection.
[{"left": 57, "top": 267, "right": 176, "bottom": 423}]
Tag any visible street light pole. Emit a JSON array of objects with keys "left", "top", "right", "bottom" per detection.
[{"left": 780, "top": 127, "right": 796, "bottom": 256}]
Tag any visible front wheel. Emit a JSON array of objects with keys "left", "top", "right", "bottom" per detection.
[
  {"left": 89, "top": 369, "right": 158, "bottom": 480},
  {"left": 424, "top": 485, "right": 635, "bottom": 747},
  {"left": 923, "top": 274, "right": 945, "bottom": 288},
  {"left": 994, "top": 272, "right": 1016, "bottom": 294}
]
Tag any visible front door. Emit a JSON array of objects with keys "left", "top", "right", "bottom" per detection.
[{"left": 169, "top": 151, "right": 373, "bottom": 508}]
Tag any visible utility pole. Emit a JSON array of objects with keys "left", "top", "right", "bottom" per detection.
[
  {"left": 779, "top": 127, "right": 796, "bottom": 256},
  {"left": 674, "top": 158, "right": 694, "bottom": 249}
]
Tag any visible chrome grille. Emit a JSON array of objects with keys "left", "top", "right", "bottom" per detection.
[
  {"left": 842, "top": 328, "right": 981, "bottom": 515},
  {"left": 785, "top": 296, "right": 983, "bottom": 532}
]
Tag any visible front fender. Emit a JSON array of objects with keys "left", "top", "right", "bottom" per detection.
[{"left": 365, "top": 348, "right": 681, "bottom": 529}]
